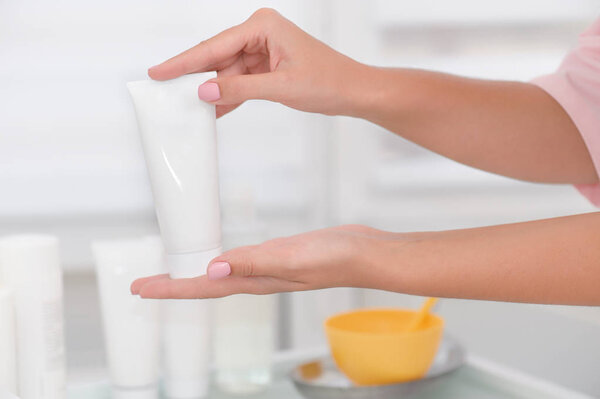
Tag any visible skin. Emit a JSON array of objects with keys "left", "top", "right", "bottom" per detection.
[{"left": 131, "top": 8, "right": 600, "bottom": 305}]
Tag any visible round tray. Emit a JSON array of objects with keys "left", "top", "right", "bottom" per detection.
[{"left": 290, "top": 335, "right": 465, "bottom": 399}]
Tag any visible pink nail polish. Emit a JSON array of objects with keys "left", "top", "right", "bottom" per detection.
[
  {"left": 207, "top": 261, "right": 231, "bottom": 280},
  {"left": 197, "top": 82, "right": 220, "bottom": 102}
]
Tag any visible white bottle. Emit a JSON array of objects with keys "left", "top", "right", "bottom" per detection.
[
  {"left": 0, "top": 288, "right": 17, "bottom": 393},
  {"left": 0, "top": 235, "right": 65, "bottom": 399},
  {"left": 214, "top": 185, "right": 275, "bottom": 394},
  {"left": 127, "top": 73, "right": 222, "bottom": 279},
  {"left": 162, "top": 300, "right": 211, "bottom": 398},
  {"left": 91, "top": 236, "right": 163, "bottom": 398}
]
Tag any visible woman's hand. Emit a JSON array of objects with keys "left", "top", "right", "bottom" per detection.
[
  {"left": 132, "top": 213, "right": 600, "bottom": 304},
  {"left": 148, "top": 8, "right": 369, "bottom": 118},
  {"left": 149, "top": 7, "right": 594, "bottom": 184},
  {"left": 130, "top": 225, "right": 406, "bottom": 299}
]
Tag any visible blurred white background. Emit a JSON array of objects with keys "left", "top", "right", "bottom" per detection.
[{"left": 1, "top": 0, "right": 599, "bottom": 395}]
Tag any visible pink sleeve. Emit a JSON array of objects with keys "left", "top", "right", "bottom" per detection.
[{"left": 531, "top": 18, "right": 600, "bottom": 206}]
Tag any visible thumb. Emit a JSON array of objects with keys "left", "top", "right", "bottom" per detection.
[
  {"left": 206, "top": 244, "right": 282, "bottom": 280},
  {"left": 198, "top": 73, "right": 286, "bottom": 105}
]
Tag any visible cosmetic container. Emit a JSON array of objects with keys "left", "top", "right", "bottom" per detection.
[
  {"left": 214, "top": 294, "right": 275, "bottom": 394},
  {"left": 214, "top": 185, "right": 275, "bottom": 394},
  {"left": 127, "top": 73, "right": 222, "bottom": 279},
  {"left": 163, "top": 300, "right": 211, "bottom": 398},
  {"left": 92, "top": 236, "right": 163, "bottom": 398},
  {"left": 0, "top": 235, "right": 65, "bottom": 399},
  {"left": 0, "top": 288, "right": 17, "bottom": 393}
]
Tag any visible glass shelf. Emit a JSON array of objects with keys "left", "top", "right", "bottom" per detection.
[{"left": 66, "top": 353, "right": 592, "bottom": 399}]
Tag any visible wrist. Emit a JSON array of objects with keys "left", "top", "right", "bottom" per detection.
[
  {"left": 343, "top": 66, "right": 424, "bottom": 127},
  {"left": 345, "top": 230, "right": 412, "bottom": 290},
  {"left": 337, "top": 63, "right": 379, "bottom": 118}
]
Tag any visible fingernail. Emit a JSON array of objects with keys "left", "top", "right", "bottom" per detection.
[
  {"left": 207, "top": 261, "right": 231, "bottom": 280},
  {"left": 198, "top": 82, "right": 220, "bottom": 102},
  {"left": 148, "top": 65, "right": 159, "bottom": 74}
]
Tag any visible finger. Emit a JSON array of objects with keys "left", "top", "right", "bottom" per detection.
[
  {"left": 216, "top": 104, "right": 242, "bottom": 118},
  {"left": 131, "top": 274, "right": 169, "bottom": 294},
  {"left": 331, "top": 224, "right": 384, "bottom": 237},
  {"left": 148, "top": 23, "right": 248, "bottom": 81},
  {"left": 213, "top": 56, "right": 247, "bottom": 117},
  {"left": 208, "top": 244, "right": 287, "bottom": 279},
  {"left": 138, "top": 274, "right": 306, "bottom": 299},
  {"left": 198, "top": 72, "right": 287, "bottom": 105}
]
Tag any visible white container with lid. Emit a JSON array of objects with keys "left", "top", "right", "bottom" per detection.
[
  {"left": 0, "top": 234, "right": 65, "bottom": 399},
  {"left": 0, "top": 288, "right": 17, "bottom": 393},
  {"left": 92, "top": 236, "right": 163, "bottom": 397}
]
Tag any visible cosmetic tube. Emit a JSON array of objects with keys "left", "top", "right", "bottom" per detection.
[
  {"left": 127, "top": 73, "right": 222, "bottom": 279},
  {"left": 0, "top": 235, "right": 65, "bottom": 399},
  {"left": 91, "top": 237, "right": 163, "bottom": 398},
  {"left": 163, "top": 300, "right": 211, "bottom": 398},
  {"left": 0, "top": 288, "right": 17, "bottom": 393}
]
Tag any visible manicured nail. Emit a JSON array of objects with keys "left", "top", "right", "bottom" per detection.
[
  {"left": 207, "top": 261, "right": 231, "bottom": 280},
  {"left": 198, "top": 82, "right": 220, "bottom": 102}
]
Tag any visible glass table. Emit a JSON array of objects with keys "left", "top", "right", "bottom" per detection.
[{"left": 67, "top": 350, "right": 592, "bottom": 399}]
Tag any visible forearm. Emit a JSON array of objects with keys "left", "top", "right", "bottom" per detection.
[
  {"left": 348, "top": 66, "right": 597, "bottom": 184},
  {"left": 361, "top": 213, "right": 600, "bottom": 305}
]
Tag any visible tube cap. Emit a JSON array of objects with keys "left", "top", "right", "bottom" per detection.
[
  {"left": 164, "top": 379, "right": 209, "bottom": 399},
  {"left": 112, "top": 386, "right": 159, "bottom": 399},
  {"left": 167, "top": 247, "right": 222, "bottom": 279}
]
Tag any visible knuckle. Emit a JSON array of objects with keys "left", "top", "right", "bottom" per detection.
[
  {"left": 251, "top": 7, "right": 280, "bottom": 20},
  {"left": 262, "top": 237, "right": 285, "bottom": 247},
  {"left": 339, "top": 223, "right": 362, "bottom": 230},
  {"left": 275, "top": 71, "right": 293, "bottom": 86},
  {"left": 237, "top": 248, "right": 258, "bottom": 277},
  {"left": 180, "top": 57, "right": 195, "bottom": 74}
]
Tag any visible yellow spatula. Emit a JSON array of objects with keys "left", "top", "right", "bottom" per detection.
[{"left": 405, "top": 297, "right": 438, "bottom": 332}]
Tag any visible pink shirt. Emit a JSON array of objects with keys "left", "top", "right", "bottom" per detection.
[{"left": 531, "top": 18, "right": 600, "bottom": 206}]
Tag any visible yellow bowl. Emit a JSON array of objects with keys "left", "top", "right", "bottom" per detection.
[{"left": 324, "top": 308, "right": 444, "bottom": 386}]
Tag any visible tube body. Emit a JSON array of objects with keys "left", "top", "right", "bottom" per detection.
[
  {"left": 0, "top": 288, "right": 17, "bottom": 393},
  {"left": 91, "top": 237, "right": 163, "bottom": 397},
  {"left": 0, "top": 235, "right": 65, "bottom": 399},
  {"left": 127, "top": 73, "right": 222, "bottom": 278}
]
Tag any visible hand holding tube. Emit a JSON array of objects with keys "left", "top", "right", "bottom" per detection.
[
  {"left": 131, "top": 225, "right": 395, "bottom": 298},
  {"left": 132, "top": 214, "right": 600, "bottom": 305},
  {"left": 148, "top": 8, "right": 369, "bottom": 118}
]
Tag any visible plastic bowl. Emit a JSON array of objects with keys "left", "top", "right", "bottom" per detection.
[{"left": 324, "top": 308, "right": 444, "bottom": 386}]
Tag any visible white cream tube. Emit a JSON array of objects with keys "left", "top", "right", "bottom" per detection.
[
  {"left": 91, "top": 237, "right": 163, "bottom": 398},
  {"left": 127, "top": 73, "right": 222, "bottom": 278},
  {"left": 0, "top": 235, "right": 65, "bottom": 399},
  {"left": 0, "top": 288, "right": 17, "bottom": 394}
]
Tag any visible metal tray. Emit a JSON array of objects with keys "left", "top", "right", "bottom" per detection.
[{"left": 290, "top": 335, "right": 465, "bottom": 399}]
